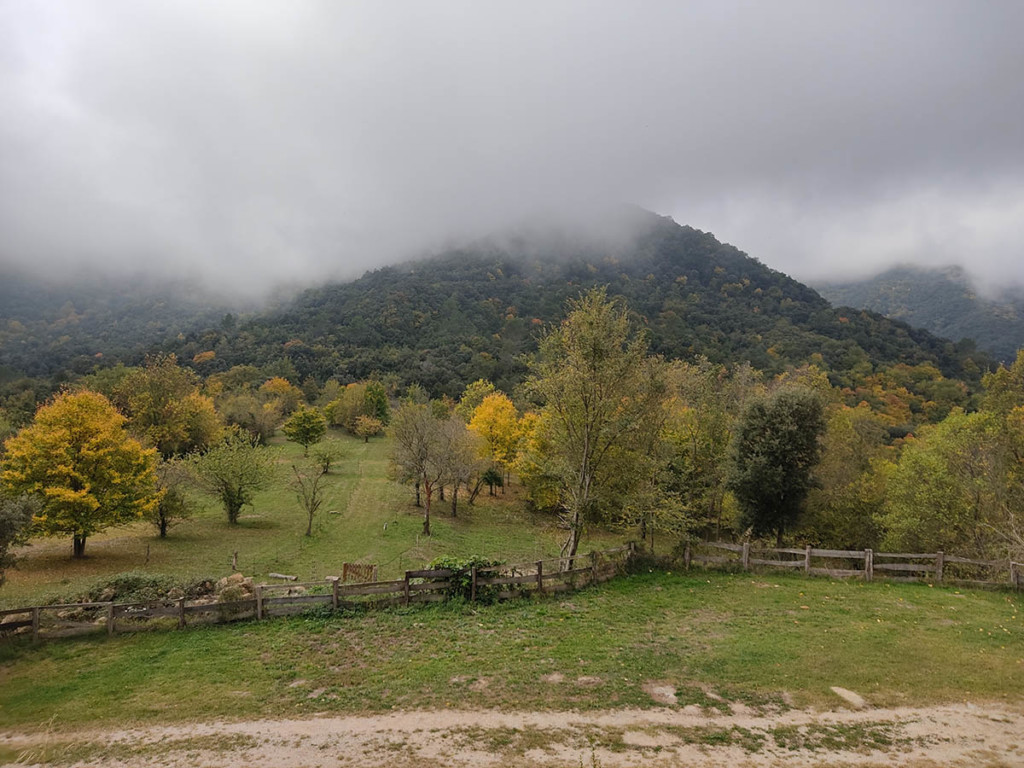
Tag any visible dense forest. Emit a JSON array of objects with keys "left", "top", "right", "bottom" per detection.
[
  {"left": 817, "top": 265, "right": 1024, "bottom": 362},
  {"left": 161, "top": 212, "right": 988, "bottom": 397}
]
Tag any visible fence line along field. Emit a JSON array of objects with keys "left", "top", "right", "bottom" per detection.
[
  {"left": 687, "top": 541, "right": 1024, "bottom": 589},
  {"left": 0, "top": 431, "right": 622, "bottom": 610},
  {"left": 0, "top": 546, "right": 632, "bottom": 644}
]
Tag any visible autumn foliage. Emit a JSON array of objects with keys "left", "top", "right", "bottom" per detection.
[{"left": 1, "top": 390, "right": 160, "bottom": 557}]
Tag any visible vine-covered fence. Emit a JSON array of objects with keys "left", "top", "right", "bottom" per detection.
[
  {"left": 0, "top": 544, "right": 634, "bottom": 645},
  {"left": 686, "top": 541, "right": 1023, "bottom": 590}
]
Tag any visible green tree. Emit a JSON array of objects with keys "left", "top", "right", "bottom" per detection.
[
  {"left": 878, "top": 409, "right": 1004, "bottom": 556},
  {"left": 0, "top": 494, "right": 39, "bottom": 587},
  {"left": 190, "top": 431, "right": 276, "bottom": 524},
  {"left": 727, "top": 387, "right": 826, "bottom": 546},
  {"left": 662, "top": 358, "right": 761, "bottom": 540},
  {"left": 1, "top": 390, "right": 160, "bottom": 557},
  {"left": 282, "top": 406, "right": 327, "bottom": 455},
  {"left": 800, "top": 404, "right": 889, "bottom": 549},
  {"left": 364, "top": 380, "right": 391, "bottom": 425},
  {"left": 526, "top": 289, "right": 667, "bottom": 561},
  {"left": 455, "top": 379, "right": 496, "bottom": 421},
  {"left": 112, "top": 353, "right": 222, "bottom": 459}
]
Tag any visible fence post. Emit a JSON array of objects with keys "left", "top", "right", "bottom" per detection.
[
  {"left": 684, "top": 542, "right": 692, "bottom": 570},
  {"left": 471, "top": 566, "right": 478, "bottom": 602},
  {"left": 178, "top": 597, "right": 186, "bottom": 629},
  {"left": 935, "top": 551, "right": 945, "bottom": 584},
  {"left": 256, "top": 585, "right": 264, "bottom": 620},
  {"left": 590, "top": 551, "right": 598, "bottom": 585},
  {"left": 106, "top": 602, "right": 115, "bottom": 637},
  {"left": 804, "top": 545, "right": 812, "bottom": 574},
  {"left": 742, "top": 541, "right": 750, "bottom": 571},
  {"left": 403, "top": 572, "right": 411, "bottom": 606},
  {"left": 332, "top": 577, "right": 339, "bottom": 610},
  {"left": 31, "top": 607, "right": 40, "bottom": 644},
  {"left": 865, "top": 549, "right": 873, "bottom": 582},
  {"left": 536, "top": 560, "right": 544, "bottom": 594}
]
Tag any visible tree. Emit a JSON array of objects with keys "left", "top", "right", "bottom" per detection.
[
  {"left": 190, "top": 431, "right": 276, "bottom": 524},
  {"left": 311, "top": 441, "right": 346, "bottom": 474},
  {"left": 217, "top": 391, "right": 284, "bottom": 445},
  {"left": 455, "top": 379, "right": 496, "bottom": 421},
  {"left": 1, "top": 390, "right": 160, "bottom": 557},
  {"left": 662, "top": 358, "right": 761, "bottom": 540},
  {"left": 364, "top": 380, "right": 391, "bottom": 425},
  {"left": 388, "top": 404, "right": 467, "bottom": 535},
  {"left": 112, "top": 353, "right": 222, "bottom": 459},
  {"left": 0, "top": 494, "right": 38, "bottom": 587},
  {"left": 151, "top": 459, "right": 194, "bottom": 538},
  {"left": 292, "top": 463, "right": 328, "bottom": 537},
  {"left": 282, "top": 406, "right": 327, "bottom": 455},
  {"left": 878, "top": 409, "right": 1005, "bottom": 557},
  {"left": 353, "top": 414, "right": 384, "bottom": 443},
  {"left": 468, "top": 392, "right": 520, "bottom": 487},
  {"left": 727, "top": 387, "right": 826, "bottom": 546},
  {"left": 800, "top": 404, "right": 889, "bottom": 549},
  {"left": 259, "top": 377, "right": 304, "bottom": 415},
  {"left": 526, "top": 289, "right": 667, "bottom": 561}
]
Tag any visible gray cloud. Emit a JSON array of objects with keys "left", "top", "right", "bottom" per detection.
[{"left": 1, "top": 1, "right": 1023, "bottom": 295}]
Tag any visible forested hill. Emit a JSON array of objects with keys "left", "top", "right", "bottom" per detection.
[
  {"left": 816, "top": 265, "right": 1024, "bottom": 362},
  {"left": 0, "top": 270, "right": 239, "bottom": 380},
  {"left": 163, "top": 212, "right": 987, "bottom": 397}
]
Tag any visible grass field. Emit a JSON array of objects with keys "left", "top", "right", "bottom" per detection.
[
  {"left": 0, "top": 431, "right": 620, "bottom": 609},
  {"left": 1, "top": 570, "right": 1021, "bottom": 731}
]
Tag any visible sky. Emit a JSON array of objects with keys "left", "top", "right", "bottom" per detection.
[{"left": 1, "top": 1, "right": 1023, "bottom": 296}]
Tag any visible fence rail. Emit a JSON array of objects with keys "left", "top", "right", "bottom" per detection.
[
  {"left": 686, "top": 541, "right": 1023, "bottom": 590},
  {"left": 0, "top": 544, "right": 634, "bottom": 645}
]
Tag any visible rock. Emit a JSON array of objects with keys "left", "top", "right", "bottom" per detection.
[
  {"left": 227, "top": 572, "right": 246, "bottom": 585},
  {"left": 830, "top": 686, "right": 866, "bottom": 709},
  {"left": 167, "top": 587, "right": 185, "bottom": 600}
]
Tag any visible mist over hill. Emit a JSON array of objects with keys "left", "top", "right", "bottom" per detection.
[
  {"left": 816, "top": 265, "right": 1024, "bottom": 362},
  {"left": 160, "top": 212, "right": 986, "bottom": 397}
]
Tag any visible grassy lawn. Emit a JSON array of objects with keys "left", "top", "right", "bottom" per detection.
[
  {"left": 1, "top": 431, "right": 619, "bottom": 609},
  {"left": 1, "top": 571, "right": 1021, "bottom": 731}
]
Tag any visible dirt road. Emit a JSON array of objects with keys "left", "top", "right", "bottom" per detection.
[{"left": 3, "top": 701, "right": 1022, "bottom": 767}]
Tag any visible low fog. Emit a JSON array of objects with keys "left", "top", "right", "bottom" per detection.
[{"left": 1, "top": 1, "right": 1023, "bottom": 296}]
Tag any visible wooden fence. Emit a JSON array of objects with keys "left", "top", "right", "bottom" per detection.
[
  {"left": 685, "top": 541, "right": 1024, "bottom": 590},
  {"left": 0, "top": 544, "right": 634, "bottom": 645}
]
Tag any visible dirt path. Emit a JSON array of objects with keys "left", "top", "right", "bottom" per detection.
[{"left": 3, "top": 702, "right": 1021, "bottom": 767}]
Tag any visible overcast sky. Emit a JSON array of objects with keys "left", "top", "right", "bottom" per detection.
[{"left": 2, "top": 1, "right": 1023, "bottom": 296}]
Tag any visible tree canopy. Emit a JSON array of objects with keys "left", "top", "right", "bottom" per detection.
[{"left": 1, "top": 390, "right": 160, "bottom": 557}]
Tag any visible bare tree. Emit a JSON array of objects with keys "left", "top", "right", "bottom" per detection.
[{"left": 292, "top": 463, "right": 329, "bottom": 537}]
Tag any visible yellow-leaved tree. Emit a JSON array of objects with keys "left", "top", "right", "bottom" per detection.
[
  {"left": 468, "top": 392, "right": 521, "bottom": 486},
  {"left": 1, "top": 390, "right": 161, "bottom": 558}
]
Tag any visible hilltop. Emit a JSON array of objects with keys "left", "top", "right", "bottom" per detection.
[{"left": 816, "top": 265, "right": 1024, "bottom": 362}]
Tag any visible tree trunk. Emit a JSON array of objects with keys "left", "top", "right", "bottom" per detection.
[
  {"left": 364, "top": 435, "right": 369, "bottom": 443},
  {"left": 423, "top": 482, "right": 432, "bottom": 536},
  {"left": 159, "top": 516, "right": 168, "bottom": 538},
  {"left": 560, "top": 505, "right": 582, "bottom": 570},
  {"left": 776, "top": 525, "right": 784, "bottom": 548},
  {"left": 439, "top": 485, "right": 446, "bottom": 502},
  {"left": 451, "top": 484, "right": 459, "bottom": 517},
  {"left": 468, "top": 477, "right": 483, "bottom": 505},
  {"left": 306, "top": 510, "right": 313, "bottom": 537},
  {"left": 72, "top": 534, "right": 87, "bottom": 558}
]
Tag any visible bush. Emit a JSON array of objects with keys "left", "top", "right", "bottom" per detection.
[{"left": 427, "top": 555, "right": 504, "bottom": 602}]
